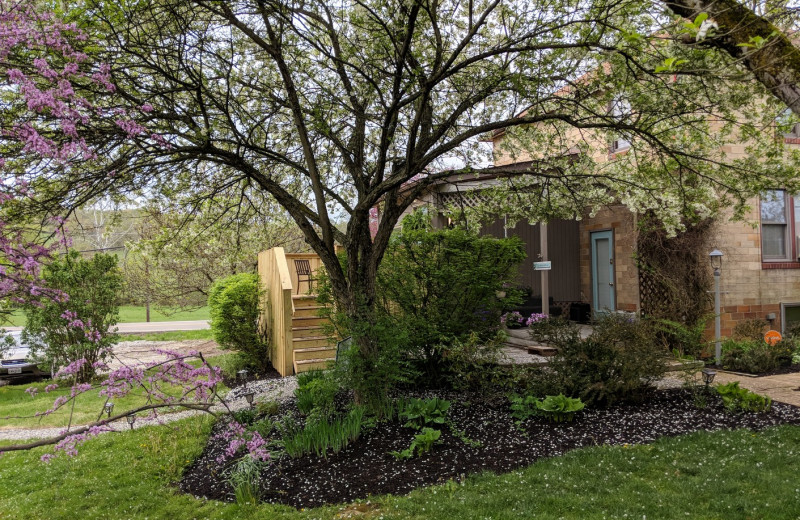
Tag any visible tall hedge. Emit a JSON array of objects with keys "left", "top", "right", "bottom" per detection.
[{"left": 208, "top": 273, "right": 270, "bottom": 373}]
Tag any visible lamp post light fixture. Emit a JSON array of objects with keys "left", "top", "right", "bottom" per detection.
[
  {"left": 243, "top": 390, "right": 256, "bottom": 409},
  {"left": 126, "top": 414, "right": 136, "bottom": 430},
  {"left": 104, "top": 402, "right": 114, "bottom": 418},
  {"left": 709, "top": 249, "right": 724, "bottom": 365},
  {"left": 701, "top": 368, "right": 716, "bottom": 388}
]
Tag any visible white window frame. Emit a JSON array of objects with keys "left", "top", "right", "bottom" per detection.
[{"left": 760, "top": 189, "right": 793, "bottom": 262}]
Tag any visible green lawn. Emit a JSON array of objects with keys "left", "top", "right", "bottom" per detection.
[
  {"left": 119, "top": 329, "right": 214, "bottom": 342},
  {"left": 1, "top": 422, "right": 799, "bottom": 519},
  {"left": 0, "top": 354, "right": 228, "bottom": 430},
  {"left": 2, "top": 306, "right": 210, "bottom": 327}
]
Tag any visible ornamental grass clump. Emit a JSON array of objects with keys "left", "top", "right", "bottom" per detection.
[{"left": 281, "top": 406, "right": 365, "bottom": 458}]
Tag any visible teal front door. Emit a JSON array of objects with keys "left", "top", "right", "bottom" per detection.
[{"left": 591, "top": 230, "right": 615, "bottom": 313}]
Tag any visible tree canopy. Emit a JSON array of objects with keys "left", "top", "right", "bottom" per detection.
[{"left": 4, "top": 0, "right": 800, "bottom": 394}]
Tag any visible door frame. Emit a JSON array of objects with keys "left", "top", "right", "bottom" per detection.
[{"left": 590, "top": 229, "right": 616, "bottom": 313}]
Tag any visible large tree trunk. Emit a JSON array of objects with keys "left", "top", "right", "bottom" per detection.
[{"left": 665, "top": 0, "right": 800, "bottom": 115}]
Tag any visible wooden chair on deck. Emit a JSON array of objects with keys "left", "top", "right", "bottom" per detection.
[{"left": 294, "top": 259, "right": 312, "bottom": 294}]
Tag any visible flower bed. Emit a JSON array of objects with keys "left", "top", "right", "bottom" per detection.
[{"left": 179, "top": 388, "right": 800, "bottom": 509}]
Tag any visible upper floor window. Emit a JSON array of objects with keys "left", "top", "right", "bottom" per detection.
[
  {"left": 609, "top": 97, "right": 631, "bottom": 152},
  {"left": 776, "top": 108, "right": 800, "bottom": 138},
  {"left": 761, "top": 189, "right": 800, "bottom": 261}
]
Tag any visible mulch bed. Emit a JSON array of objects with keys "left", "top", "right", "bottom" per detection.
[
  {"left": 179, "top": 388, "right": 800, "bottom": 509},
  {"left": 220, "top": 366, "right": 281, "bottom": 390},
  {"left": 723, "top": 363, "right": 800, "bottom": 377}
]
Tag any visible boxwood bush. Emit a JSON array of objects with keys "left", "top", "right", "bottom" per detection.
[{"left": 208, "top": 273, "right": 271, "bottom": 373}]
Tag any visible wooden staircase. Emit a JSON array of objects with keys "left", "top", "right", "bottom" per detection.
[{"left": 291, "top": 295, "right": 336, "bottom": 374}]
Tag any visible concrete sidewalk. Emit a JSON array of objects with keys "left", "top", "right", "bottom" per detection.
[{"left": 713, "top": 370, "right": 800, "bottom": 407}]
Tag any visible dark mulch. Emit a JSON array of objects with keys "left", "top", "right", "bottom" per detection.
[{"left": 179, "top": 388, "right": 800, "bottom": 509}]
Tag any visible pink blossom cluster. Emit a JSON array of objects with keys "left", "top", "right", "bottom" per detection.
[
  {"left": 42, "top": 425, "right": 112, "bottom": 462},
  {"left": 215, "top": 420, "right": 270, "bottom": 463}
]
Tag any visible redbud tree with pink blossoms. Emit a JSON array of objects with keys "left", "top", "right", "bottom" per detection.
[{"left": 0, "top": 1, "right": 259, "bottom": 463}]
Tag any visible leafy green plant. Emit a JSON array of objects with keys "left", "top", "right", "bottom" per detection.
[
  {"left": 534, "top": 394, "right": 585, "bottom": 423},
  {"left": 248, "top": 417, "right": 275, "bottom": 439},
  {"left": 397, "top": 397, "right": 450, "bottom": 430},
  {"left": 509, "top": 394, "right": 540, "bottom": 424},
  {"left": 546, "top": 314, "right": 667, "bottom": 406},
  {"left": 375, "top": 213, "right": 525, "bottom": 379},
  {"left": 721, "top": 339, "right": 793, "bottom": 374},
  {"left": 527, "top": 316, "right": 581, "bottom": 347},
  {"left": 255, "top": 400, "right": 280, "bottom": 417},
  {"left": 294, "top": 372, "right": 338, "bottom": 417},
  {"left": 227, "top": 455, "right": 266, "bottom": 506},
  {"left": 232, "top": 408, "right": 257, "bottom": 426},
  {"left": 390, "top": 427, "right": 442, "bottom": 459},
  {"left": 22, "top": 250, "right": 123, "bottom": 382},
  {"left": 281, "top": 406, "right": 365, "bottom": 458},
  {"left": 208, "top": 273, "right": 271, "bottom": 373},
  {"left": 656, "top": 317, "right": 710, "bottom": 358},
  {"left": 715, "top": 382, "right": 772, "bottom": 413}
]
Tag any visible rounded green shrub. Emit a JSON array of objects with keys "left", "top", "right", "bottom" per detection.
[{"left": 208, "top": 273, "right": 270, "bottom": 373}]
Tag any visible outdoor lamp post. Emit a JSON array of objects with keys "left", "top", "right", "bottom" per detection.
[
  {"left": 709, "top": 249, "right": 724, "bottom": 365},
  {"left": 701, "top": 368, "right": 716, "bottom": 388},
  {"left": 104, "top": 402, "right": 114, "bottom": 418},
  {"left": 126, "top": 414, "right": 136, "bottom": 430},
  {"left": 243, "top": 390, "right": 255, "bottom": 409}
]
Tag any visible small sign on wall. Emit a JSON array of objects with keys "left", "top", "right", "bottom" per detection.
[
  {"left": 533, "top": 261, "right": 552, "bottom": 271},
  {"left": 764, "top": 330, "right": 782, "bottom": 345}
]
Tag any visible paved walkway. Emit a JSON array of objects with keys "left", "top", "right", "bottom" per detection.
[{"left": 713, "top": 370, "right": 800, "bottom": 407}]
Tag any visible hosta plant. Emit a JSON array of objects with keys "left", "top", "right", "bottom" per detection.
[
  {"left": 397, "top": 397, "right": 450, "bottom": 430},
  {"left": 535, "top": 394, "right": 585, "bottom": 423},
  {"left": 715, "top": 382, "right": 772, "bottom": 413},
  {"left": 390, "top": 427, "right": 442, "bottom": 459}
]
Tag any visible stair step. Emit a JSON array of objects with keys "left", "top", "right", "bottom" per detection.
[
  {"left": 293, "top": 346, "right": 337, "bottom": 361},
  {"left": 294, "top": 305, "right": 325, "bottom": 318},
  {"left": 292, "top": 294, "right": 318, "bottom": 300},
  {"left": 504, "top": 335, "right": 540, "bottom": 348},
  {"left": 291, "top": 316, "right": 328, "bottom": 327},
  {"left": 292, "top": 335, "right": 331, "bottom": 348},
  {"left": 294, "top": 358, "right": 334, "bottom": 373},
  {"left": 292, "top": 325, "right": 327, "bottom": 338},
  {"left": 525, "top": 345, "right": 558, "bottom": 357}
]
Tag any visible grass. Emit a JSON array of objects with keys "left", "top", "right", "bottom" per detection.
[
  {"left": 0, "top": 354, "right": 229, "bottom": 430},
  {"left": 1, "top": 420, "right": 799, "bottom": 519},
  {"left": 2, "top": 306, "right": 210, "bottom": 327},
  {"left": 119, "top": 329, "right": 214, "bottom": 342}
]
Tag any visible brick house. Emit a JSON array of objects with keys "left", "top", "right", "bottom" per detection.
[{"left": 386, "top": 125, "right": 800, "bottom": 337}]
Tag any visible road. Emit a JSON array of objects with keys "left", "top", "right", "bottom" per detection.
[{"left": 2, "top": 320, "right": 210, "bottom": 334}]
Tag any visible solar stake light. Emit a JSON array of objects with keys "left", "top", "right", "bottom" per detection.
[
  {"left": 243, "top": 390, "right": 256, "bottom": 409},
  {"left": 701, "top": 368, "right": 716, "bottom": 388},
  {"left": 237, "top": 369, "right": 249, "bottom": 382},
  {"left": 126, "top": 414, "right": 136, "bottom": 430},
  {"left": 104, "top": 402, "right": 114, "bottom": 418}
]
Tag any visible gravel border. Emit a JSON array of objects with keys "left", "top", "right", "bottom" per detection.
[{"left": 0, "top": 376, "right": 298, "bottom": 442}]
